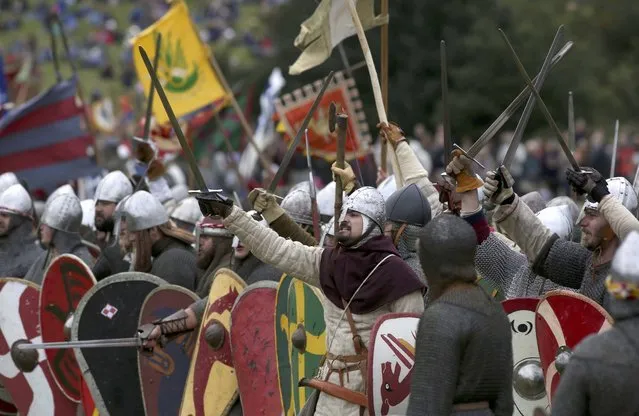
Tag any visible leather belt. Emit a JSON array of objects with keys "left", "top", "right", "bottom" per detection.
[{"left": 453, "top": 401, "right": 490, "bottom": 411}]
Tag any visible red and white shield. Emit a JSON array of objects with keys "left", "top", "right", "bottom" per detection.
[
  {"left": 0, "top": 278, "right": 76, "bottom": 415},
  {"left": 502, "top": 298, "right": 549, "bottom": 416},
  {"left": 535, "top": 290, "right": 613, "bottom": 404}
]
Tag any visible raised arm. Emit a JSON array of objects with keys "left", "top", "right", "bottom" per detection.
[
  {"left": 223, "top": 206, "right": 323, "bottom": 287},
  {"left": 379, "top": 122, "right": 445, "bottom": 217},
  {"left": 598, "top": 194, "right": 639, "bottom": 241}
]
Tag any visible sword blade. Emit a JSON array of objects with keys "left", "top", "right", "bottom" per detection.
[
  {"left": 568, "top": 91, "right": 576, "bottom": 152},
  {"left": 502, "top": 26, "right": 564, "bottom": 169},
  {"left": 441, "top": 41, "right": 452, "bottom": 165},
  {"left": 267, "top": 71, "right": 335, "bottom": 194},
  {"left": 610, "top": 119, "right": 620, "bottom": 177},
  {"left": 499, "top": 29, "right": 580, "bottom": 171},
  {"left": 142, "top": 33, "right": 162, "bottom": 140},
  {"left": 17, "top": 338, "right": 140, "bottom": 350},
  {"left": 139, "top": 46, "right": 208, "bottom": 192},
  {"left": 467, "top": 41, "right": 573, "bottom": 158}
]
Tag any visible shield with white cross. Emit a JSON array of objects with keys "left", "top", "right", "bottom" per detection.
[
  {"left": 0, "top": 278, "right": 77, "bottom": 415},
  {"left": 72, "top": 272, "right": 166, "bottom": 416}
]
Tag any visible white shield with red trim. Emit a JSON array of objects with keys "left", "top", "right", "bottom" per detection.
[
  {"left": 367, "top": 313, "right": 420, "bottom": 416},
  {"left": 503, "top": 298, "right": 549, "bottom": 416}
]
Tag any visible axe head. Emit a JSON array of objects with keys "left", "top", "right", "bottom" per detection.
[{"left": 328, "top": 102, "right": 337, "bottom": 133}]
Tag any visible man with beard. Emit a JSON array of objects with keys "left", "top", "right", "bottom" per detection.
[
  {"left": 193, "top": 215, "right": 234, "bottom": 297},
  {"left": 0, "top": 184, "right": 43, "bottom": 277},
  {"left": 124, "top": 190, "right": 197, "bottom": 290},
  {"left": 552, "top": 231, "right": 639, "bottom": 415},
  {"left": 190, "top": 186, "right": 425, "bottom": 416},
  {"left": 91, "top": 171, "right": 133, "bottom": 280},
  {"left": 25, "top": 193, "right": 93, "bottom": 284},
  {"left": 407, "top": 215, "right": 513, "bottom": 415},
  {"left": 480, "top": 163, "right": 639, "bottom": 309}
]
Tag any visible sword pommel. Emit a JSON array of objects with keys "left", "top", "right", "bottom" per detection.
[{"left": 11, "top": 340, "right": 39, "bottom": 372}]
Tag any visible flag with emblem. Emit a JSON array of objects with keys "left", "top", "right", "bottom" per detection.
[
  {"left": 289, "top": 0, "right": 387, "bottom": 75},
  {"left": 0, "top": 77, "right": 98, "bottom": 188},
  {"left": 131, "top": 1, "right": 228, "bottom": 124}
]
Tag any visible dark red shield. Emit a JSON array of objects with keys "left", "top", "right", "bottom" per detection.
[
  {"left": 40, "top": 254, "right": 96, "bottom": 402},
  {"left": 138, "top": 285, "right": 199, "bottom": 416},
  {"left": 535, "top": 290, "right": 613, "bottom": 404},
  {"left": 0, "top": 278, "right": 77, "bottom": 415},
  {"left": 230, "top": 281, "right": 282, "bottom": 415}
]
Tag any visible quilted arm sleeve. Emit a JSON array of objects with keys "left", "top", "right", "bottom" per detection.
[
  {"left": 388, "top": 291, "right": 425, "bottom": 315},
  {"left": 223, "top": 206, "right": 323, "bottom": 287},
  {"left": 598, "top": 194, "right": 639, "bottom": 241},
  {"left": 395, "top": 141, "right": 444, "bottom": 217},
  {"left": 493, "top": 194, "right": 555, "bottom": 262},
  {"left": 407, "top": 303, "right": 461, "bottom": 416}
]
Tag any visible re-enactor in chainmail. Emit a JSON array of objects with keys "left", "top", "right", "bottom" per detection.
[
  {"left": 407, "top": 215, "right": 513, "bottom": 416},
  {"left": 0, "top": 184, "right": 43, "bottom": 277},
  {"left": 481, "top": 165, "right": 639, "bottom": 309},
  {"left": 91, "top": 171, "right": 133, "bottom": 280},
  {"left": 25, "top": 193, "right": 93, "bottom": 284},
  {"left": 552, "top": 231, "right": 639, "bottom": 416}
]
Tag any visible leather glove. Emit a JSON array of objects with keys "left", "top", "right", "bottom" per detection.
[
  {"left": 195, "top": 192, "right": 233, "bottom": 218},
  {"left": 484, "top": 166, "right": 515, "bottom": 205},
  {"left": 248, "top": 188, "right": 285, "bottom": 224},
  {"left": 377, "top": 122, "right": 406, "bottom": 149},
  {"left": 331, "top": 162, "right": 356, "bottom": 194},
  {"left": 565, "top": 167, "right": 609, "bottom": 202},
  {"left": 445, "top": 150, "right": 483, "bottom": 193}
]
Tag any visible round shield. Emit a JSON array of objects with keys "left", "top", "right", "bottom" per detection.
[
  {"left": 502, "top": 298, "right": 549, "bottom": 415},
  {"left": 180, "top": 268, "right": 246, "bottom": 416},
  {"left": 138, "top": 285, "right": 198, "bottom": 416},
  {"left": 367, "top": 313, "right": 420, "bottom": 416},
  {"left": 40, "top": 254, "right": 96, "bottom": 402},
  {"left": 535, "top": 290, "right": 613, "bottom": 404},
  {"left": 0, "top": 278, "right": 76, "bottom": 415},
  {"left": 287, "top": 279, "right": 326, "bottom": 412},
  {"left": 72, "top": 272, "right": 166, "bottom": 416},
  {"left": 230, "top": 281, "right": 281, "bottom": 415},
  {"left": 0, "top": 382, "right": 16, "bottom": 415}
]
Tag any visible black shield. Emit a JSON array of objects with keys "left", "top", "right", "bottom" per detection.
[{"left": 72, "top": 272, "right": 166, "bottom": 415}]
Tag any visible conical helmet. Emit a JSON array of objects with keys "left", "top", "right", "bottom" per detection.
[
  {"left": 316, "top": 181, "right": 336, "bottom": 219},
  {"left": 281, "top": 187, "right": 313, "bottom": 226},
  {"left": 536, "top": 205, "right": 573, "bottom": 240},
  {"left": 41, "top": 193, "right": 83, "bottom": 233},
  {"left": 0, "top": 184, "right": 33, "bottom": 218},
  {"left": 0, "top": 172, "right": 19, "bottom": 195},
  {"left": 94, "top": 171, "right": 133, "bottom": 203},
  {"left": 170, "top": 197, "right": 203, "bottom": 228},
  {"left": 377, "top": 175, "right": 397, "bottom": 201},
  {"left": 123, "top": 191, "right": 169, "bottom": 232},
  {"left": 578, "top": 177, "right": 638, "bottom": 224},
  {"left": 46, "top": 184, "right": 75, "bottom": 205},
  {"left": 340, "top": 186, "right": 385, "bottom": 231},
  {"left": 606, "top": 231, "right": 639, "bottom": 298},
  {"left": 386, "top": 183, "right": 431, "bottom": 227}
]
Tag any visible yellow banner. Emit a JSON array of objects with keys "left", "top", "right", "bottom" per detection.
[{"left": 132, "top": 1, "right": 227, "bottom": 123}]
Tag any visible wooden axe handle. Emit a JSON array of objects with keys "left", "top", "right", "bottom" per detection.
[{"left": 334, "top": 114, "right": 348, "bottom": 235}]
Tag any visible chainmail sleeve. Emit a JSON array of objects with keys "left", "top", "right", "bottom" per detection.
[
  {"left": 533, "top": 238, "right": 591, "bottom": 289},
  {"left": 474, "top": 233, "right": 529, "bottom": 293},
  {"left": 407, "top": 302, "right": 461, "bottom": 416}
]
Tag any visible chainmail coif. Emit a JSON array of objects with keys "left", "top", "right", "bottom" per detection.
[{"left": 392, "top": 221, "right": 425, "bottom": 284}]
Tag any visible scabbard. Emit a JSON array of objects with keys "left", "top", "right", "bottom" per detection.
[{"left": 299, "top": 378, "right": 368, "bottom": 408}]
